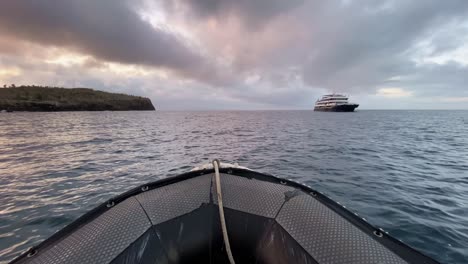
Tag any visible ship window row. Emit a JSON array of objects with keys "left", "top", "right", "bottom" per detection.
[
  {"left": 316, "top": 103, "right": 347, "bottom": 106},
  {"left": 316, "top": 101, "right": 347, "bottom": 103}
]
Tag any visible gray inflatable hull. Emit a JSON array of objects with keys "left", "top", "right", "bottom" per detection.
[{"left": 11, "top": 167, "right": 438, "bottom": 264}]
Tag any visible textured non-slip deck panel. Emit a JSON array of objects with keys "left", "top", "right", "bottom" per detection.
[
  {"left": 212, "top": 173, "right": 295, "bottom": 218},
  {"left": 276, "top": 194, "right": 408, "bottom": 264},
  {"left": 135, "top": 174, "right": 212, "bottom": 225},
  {"left": 23, "top": 197, "right": 151, "bottom": 264}
]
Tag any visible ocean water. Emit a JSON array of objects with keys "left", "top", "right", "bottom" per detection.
[{"left": 0, "top": 110, "right": 467, "bottom": 263}]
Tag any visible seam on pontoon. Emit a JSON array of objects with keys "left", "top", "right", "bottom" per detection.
[{"left": 133, "top": 196, "right": 171, "bottom": 261}]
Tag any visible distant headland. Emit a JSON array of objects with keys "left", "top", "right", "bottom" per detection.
[{"left": 0, "top": 85, "right": 155, "bottom": 112}]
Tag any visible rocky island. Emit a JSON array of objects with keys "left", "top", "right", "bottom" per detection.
[{"left": 0, "top": 85, "right": 155, "bottom": 112}]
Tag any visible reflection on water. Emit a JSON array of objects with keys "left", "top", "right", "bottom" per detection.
[{"left": 0, "top": 111, "right": 467, "bottom": 263}]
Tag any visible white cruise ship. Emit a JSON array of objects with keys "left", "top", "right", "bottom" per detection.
[{"left": 314, "top": 94, "right": 359, "bottom": 112}]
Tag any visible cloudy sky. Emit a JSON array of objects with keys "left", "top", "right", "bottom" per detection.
[{"left": 1, "top": 0, "right": 468, "bottom": 109}]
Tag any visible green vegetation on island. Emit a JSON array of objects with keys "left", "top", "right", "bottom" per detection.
[{"left": 0, "top": 85, "right": 155, "bottom": 112}]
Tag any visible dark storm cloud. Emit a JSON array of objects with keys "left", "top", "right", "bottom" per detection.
[
  {"left": 299, "top": 1, "right": 468, "bottom": 92},
  {"left": 164, "top": 0, "right": 305, "bottom": 29},
  {"left": 0, "top": 0, "right": 228, "bottom": 84},
  {"left": 162, "top": 0, "right": 468, "bottom": 98}
]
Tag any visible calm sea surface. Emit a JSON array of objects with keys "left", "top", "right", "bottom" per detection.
[{"left": 0, "top": 111, "right": 467, "bottom": 263}]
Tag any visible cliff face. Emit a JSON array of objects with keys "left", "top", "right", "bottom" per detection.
[{"left": 0, "top": 86, "right": 155, "bottom": 111}]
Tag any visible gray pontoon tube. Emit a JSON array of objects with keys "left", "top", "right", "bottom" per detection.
[{"left": 11, "top": 163, "right": 439, "bottom": 264}]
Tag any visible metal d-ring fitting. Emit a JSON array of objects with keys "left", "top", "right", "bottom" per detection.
[
  {"left": 27, "top": 249, "right": 37, "bottom": 257},
  {"left": 373, "top": 230, "right": 383, "bottom": 237},
  {"left": 106, "top": 201, "right": 115, "bottom": 208}
]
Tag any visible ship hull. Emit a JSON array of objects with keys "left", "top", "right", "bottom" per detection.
[{"left": 314, "top": 104, "right": 359, "bottom": 112}]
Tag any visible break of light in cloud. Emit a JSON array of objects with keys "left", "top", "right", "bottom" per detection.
[
  {"left": 0, "top": 67, "right": 21, "bottom": 80},
  {"left": 0, "top": 0, "right": 468, "bottom": 109},
  {"left": 377, "top": 88, "right": 413, "bottom": 98}
]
